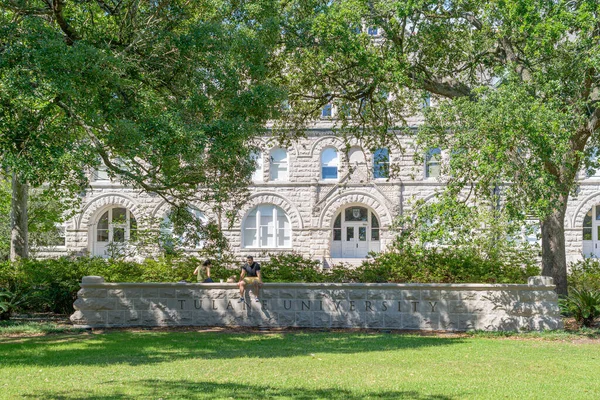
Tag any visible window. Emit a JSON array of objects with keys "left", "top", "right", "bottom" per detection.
[
  {"left": 243, "top": 205, "right": 291, "bottom": 248},
  {"left": 426, "top": 148, "right": 441, "bottom": 178},
  {"left": 371, "top": 214, "right": 380, "bottom": 241},
  {"left": 583, "top": 209, "right": 592, "bottom": 240},
  {"left": 333, "top": 214, "right": 341, "bottom": 241},
  {"left": 367, "top": 27, "right": 379, "bottom": 36},
  {"left": 92, "top": 164, "right": 110, "bottom": 182},
  {"left": 321, "top": 103, "right": 332, "bottom": 118},
  {"left": 96, "top": 208, "right": 137, "bottom": 244},
  {"left": 161, "top": 208, "right": 207, "bottom": 249},
  {"left": 422, "top": 92, "right": 431, "bottom": 109},
  {"left": 321, "top": 148, "right": 339, "bottom": 180},
  {"left": 251, "top": 150, "right": 263, "bottom": 182},
  {"left": 270, "top": 148, "right": 289, "bottom": 181},
  {"left": 345, "top": 206, "right": 368, "bottom": 222},
  {"left": 373, "top": 148, "right": 389, "bottom": 179}
]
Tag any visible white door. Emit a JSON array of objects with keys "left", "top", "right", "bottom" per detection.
[
  {"left": 592, "top": 206, "right": 600, "bottom": 257},
  {"left": 94, "top": 208, "right": 137, "bottom": 257},
  {"left": 342, "top": 222, "right": 369, "bottom": 258}
]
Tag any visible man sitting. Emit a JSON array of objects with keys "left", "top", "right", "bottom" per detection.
[{"left": 238, "top": 256, "right": 262, "bottom": 303}]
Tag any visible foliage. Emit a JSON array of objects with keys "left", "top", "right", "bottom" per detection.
[
  {"left": 0, "top": 287, "right": 34, "bottom": 320},
  {"left": 568, "top": 258, "right": 600, "bottom": 292},
  {"left": 276, "top": 0, "right": 600, "bottom": 295},
  {"left": 559, "top": 288, "right": 600, "bottom": 328},
  {"left": 260, "top": 252, "right": 324, "bottom": 282},
  {"left": 358, "top": 241, "right": 539, "bottom": 284},
  {"left": 0, "top": 0, "right": 285, "bottom": 259}
]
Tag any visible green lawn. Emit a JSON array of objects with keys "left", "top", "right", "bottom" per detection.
[{"left": 0, "top": 330, "right": 599, "bottom": 399}]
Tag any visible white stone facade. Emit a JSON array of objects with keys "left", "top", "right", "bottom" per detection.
[{"left": 39, "top": 128, "right": 600, "bottom": 265}]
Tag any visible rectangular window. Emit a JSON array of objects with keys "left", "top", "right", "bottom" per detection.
[
  {"left": 373, "top": 148, "right": 389, "bottom": 179},
  {"left": 333, "top": 229, "right": 341, "bottom": 241},
  {"left": 367, "top": 27, "right": 379, "bottom": 35},
  {"left": 358, "top": 227, "right": 367, "bottom": 241},
  {"left": 321, "top": 104, "right": 332, "bottom": 118},
  {"left": 426, "top": 148, "right": 441, "bottom": 178}
]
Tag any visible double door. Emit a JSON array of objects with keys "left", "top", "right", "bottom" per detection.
[{"left": 342, "top": 222, "right": 369, "bottom": 258}]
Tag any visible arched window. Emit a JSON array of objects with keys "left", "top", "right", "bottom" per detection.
[
  {"left": 94, "top": 207, "right": 137, "bottom": 257},
  {"left": 251, "top": 150, "right": 263, "bottom": 182},
  {"left": 321, "top": 148, "right": 339, "bottom": 180},
  {"left": 161, "top": 208, "right": 207, "bottom": 249},
  {"left": 373, "top": 148, "right": 389, "bottom": 179},
  {"left": 426, "top": 148, "right": 441, "bottom": 178},
  {"left": 270, "top": 148, "right": 289, "bottom": 181},
  {"left": 243, "top": 205, "right": 291, "bottom": 248}
]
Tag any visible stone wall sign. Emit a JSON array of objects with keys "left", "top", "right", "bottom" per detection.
[{"left": 70, "top": 276, "right": 563, "bottom": 331}]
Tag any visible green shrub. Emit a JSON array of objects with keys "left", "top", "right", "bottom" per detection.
[
  {"left": 260, "top": 253, "right": 324, "bottom": 283},
  {"left": 568, "top": 258, "right": 600, "bottom": 291},
  {"left": 559, "top": 288, "right": 600, "bottom": 327},
  {"left": 356, "top": 242, "right": 539, "bottom": 284}
]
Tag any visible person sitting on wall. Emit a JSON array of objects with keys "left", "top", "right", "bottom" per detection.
[
  {"left": 238, "top": 256, "right": 262, "bottom": 303},
  {"left": 194, "top": 259, "right": 214, "bottom": 283}
]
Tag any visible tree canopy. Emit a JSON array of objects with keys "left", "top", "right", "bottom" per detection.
[
  {"left": 0, "top": 0, "right": 285, "bottom": 257},
  {"left": 276, "top": 0, "right": 600, "bottom": 295}
]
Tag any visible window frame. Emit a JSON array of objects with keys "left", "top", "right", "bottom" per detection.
[{"left": 242, "top": 205, "right": 292, "bottom": 249}]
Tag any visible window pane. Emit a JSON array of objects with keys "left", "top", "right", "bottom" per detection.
[
  {"left": 333, "top": 228, "right": 341, "bottom": 241},
  {"left": 426, "top": 148, "right": 441, "bottom": 178},
  {"left": 322, "top": 104, "right": 332, "bottom": 117},
  {"left": 373, "top": 148, "right": 389, "bottom": 179},
  {"left": 114, "top": 227, "right": 125, "bottom": 243},
  {"left": 322, "top": 166, "right": 338, "bottom": 179},
  {"left": 346, "top": 227, "right": 354, "bottom": 241},
  {"left": 596, "top": 205, "right": 600, "bottom": 221},
  {"left": 334, "top": 214, "right": 341, "bottom": 228},
  {"left": 371, "top": 228, "right": 380, "bottom": 241},
  {"left": 244, "top": 228, "right": 257, "bottom": 247},
  {"left": 112, "top": 208, "right": 126, "bottom": 223},
  {"left": 367, "top": 26, "right": 378, "bottom": 35},
  {"left": 97, "top": 229, "right": 109, "bottom": 242},
  {"left": 584, "top": 209, "right": 592, "bottom": 227},
  {"left": 345, "top": 207, "right": 368, "bottom": 222},
  {"left": 584, "top": 227, "right": 592, "bottom": 240},
  {"left": 98, "top": 211, "right": 109, "bottom": 230},
  {"left": 251, "top": 151, "right": 263, "bottom": 182},
  {"left": 359, "top": 227, "right": 367, "bottom": 241},
  {"left": 371, "top": 214, "right": 379, "bottom": 228}
]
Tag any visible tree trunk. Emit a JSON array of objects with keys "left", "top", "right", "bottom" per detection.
[
  {"left": 540, "top": 199, "right": 568, "bottom": 297},
  {"left": 10, "top": 171, "right": 28, "bottom": 261}
]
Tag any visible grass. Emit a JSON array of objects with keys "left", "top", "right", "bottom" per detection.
[{"left": 0, "top": 329, "right": 599, "bottom": 399}]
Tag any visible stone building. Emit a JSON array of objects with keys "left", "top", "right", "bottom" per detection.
[{"left": 37, "top": 113, "right": 600, "bottom": 266}]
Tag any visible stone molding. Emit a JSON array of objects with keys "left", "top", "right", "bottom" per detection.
[
  {"left": 71, "top": 276, "right": 562, "bottom": 332},
  {"left": 571, "top": 191, "right": 600, "bottom": 229},
  {"left": 236, "top": 192, "right": 304, "bottom": 229},
  {"left": 77, "top": 194, "right": 142, "bottom": 230},
  {"left": 318, "top": 191, "right": 393, "bottom": 228}
]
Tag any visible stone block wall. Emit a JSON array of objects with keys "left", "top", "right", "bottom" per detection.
[{"left": 70, "top": 276, "right": 563, "bottom": 331}]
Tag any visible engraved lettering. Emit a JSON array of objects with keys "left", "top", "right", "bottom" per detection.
[
  {"left": 262, "top": 300, "right": 268, "bottom": 309},
  {"left": 382, "top": 301, "right": 388, "bottom": 311},
  {"left": 212, "top": 300, "right": 217, "bottom": 310},
  {"left": 302, "top": 301, "right": 310, "bottom": 310},
  {"left": 284, "top": 300, "right": 292, "bottom": 310},
  {"left": 411, "top": 301, "right": 419, "bottom": 313},
  {"left": 429, "top": 301, "right": 437, "bottom": 312},
  {"left": 350, "top": 301, "right": 356, "bottom": 311},
  {"left": 319, "top": 300, "right": 323, "bottom": 311},
  {"left": 334, "top": 301, "right": 342, "bottom": 311},
  {"left": 398, "top": 301, "right": 402, "bottom": 312},
  {"left": 194, "top": 299, "right": 202, "bottom": 310},
  {"left": 227, "top": 301, "right": 233, "bottom": 310},
  {"left": 365, "top": 301, "right": 373, "bottom": 311},
  {"left": 178, "top": 300, "right": 186, "bottom": 310}
]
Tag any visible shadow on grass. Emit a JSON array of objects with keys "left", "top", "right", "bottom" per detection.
[
  {"left": 22, "top": 379, "right": 458, "bottom": 399},
  {"left": 0, "top": 331, "right": 465, "bottom": 367}
]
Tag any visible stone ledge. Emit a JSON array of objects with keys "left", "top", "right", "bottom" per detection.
[{"left": 71, "top": 276, "right": 562, "bottom": 332}]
